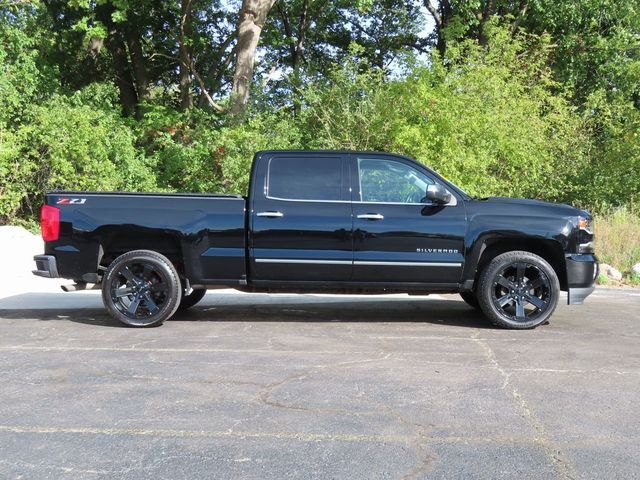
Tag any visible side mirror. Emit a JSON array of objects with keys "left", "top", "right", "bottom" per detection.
[{"left": 426, "top": 184, "right": 451, "bottom": 204}]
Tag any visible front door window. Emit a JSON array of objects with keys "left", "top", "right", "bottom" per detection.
[{"left": 357, "top": 158, "right": 434, "bottom": 204}]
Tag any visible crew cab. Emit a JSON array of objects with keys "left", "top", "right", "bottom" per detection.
[{"left": 33, "top": 150, "right": 598, "bottom": 329}]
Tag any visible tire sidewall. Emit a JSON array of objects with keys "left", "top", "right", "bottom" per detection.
[
  {"left": 478, "top": 251, "right": 560, "bottom": 329},
  {"left": 102, "top": 250, "right": 182, "bottom": 327}
]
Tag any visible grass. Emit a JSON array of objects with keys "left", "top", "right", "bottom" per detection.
[{"left": 593, "top": 207, "right": 640, "bottom": 285}]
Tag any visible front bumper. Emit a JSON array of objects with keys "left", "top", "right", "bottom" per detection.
[
  {"left": 33, "top": 255, "right": 60, "bottom": 278},
  {"left": 566, "top": 253, "right": 598, "bottom": 305}
]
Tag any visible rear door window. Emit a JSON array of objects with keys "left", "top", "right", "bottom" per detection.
[{"left": 267, "top": 156, "right": 344, "bottom": 201}]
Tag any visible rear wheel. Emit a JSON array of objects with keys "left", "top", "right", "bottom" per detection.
[
  {"left": 477, "top": 250, "right": 559, "bottom": 329},
  {"left": 178, "top": 288, "right": 207, "bottom": 310},
  {"left": 101, "top": 250, "right": 181, "bottom": 327}
]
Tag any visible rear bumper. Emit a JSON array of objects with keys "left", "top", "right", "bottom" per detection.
[
  {"left": 32, "top": 255, "right": 60, "bottom": 278},
  {"left": 566, "top": 254, "right": 598, "bottom": 305}
]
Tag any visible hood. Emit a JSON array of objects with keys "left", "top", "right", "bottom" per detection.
[{"left": 476, "top": 196, "right": 586, "bottom": 217}]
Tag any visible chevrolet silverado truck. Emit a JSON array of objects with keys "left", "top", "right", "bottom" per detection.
[{"left": 33, "top": 150, "right": 597, "bottom": 329}]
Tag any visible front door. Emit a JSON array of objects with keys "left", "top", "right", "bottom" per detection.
[
  {"left": 250, "top": 152, "right": 353, "bottom": 282},
  {"left": 350, "top": 154, "right": 466, "bottom": 284}
]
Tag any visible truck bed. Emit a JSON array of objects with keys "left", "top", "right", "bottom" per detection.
[{"left": 42, "top": 191, "right": 247, "bottom": 284}]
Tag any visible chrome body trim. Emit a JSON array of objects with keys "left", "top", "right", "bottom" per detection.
[{"left": 254, "top": 259, "right": 462, "bottom": 267}]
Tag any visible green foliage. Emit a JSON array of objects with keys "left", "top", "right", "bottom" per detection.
[
  {"left": 136, "top": 106, "right": 225, "bottom": 194},
  {"left": 594, "top": 207, "right": 640, "bottom": 281},
  {"left": 394, "top": 25, "right": 591, "bottom": 203},
  {"left": 0, "top": 84, "right": 154, "bottom": 221},
  {"left": 216, "top": 114, "right": 302, "bottom": 195},
  {"left": 299, "top": 57, "right": 394, "bottom": 151},
  {"left": 0, "top": 11, "right": 57, "bottom": 126},
  {"left": 297, "top": 24, "right": 591, "bottom": 203},
  {"left": 579, "top": 90, "right": 640, "bottom": 209},
  {"left": 136, "top": 106, "right": 301, "bottom": 196},
  {"left": 1, "top": 0, "right": 639, "bottom": 246}
]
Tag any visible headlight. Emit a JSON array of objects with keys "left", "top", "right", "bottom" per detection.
[
  {"left": 577, "top": 216, "right": 594, "bottom": 253},
  {"left": 578, "top": 217, "right": 592, "bottom": 233}
]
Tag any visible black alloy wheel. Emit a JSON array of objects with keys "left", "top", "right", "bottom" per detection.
[
  {"left": 478, "top": 251, "right": 559, "bottom": 329},
  {"left": 102, "top": 250, "right": 181, "bottom": 327}
]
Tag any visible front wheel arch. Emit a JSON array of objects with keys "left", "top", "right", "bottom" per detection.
[{"left": 469, "top": 238, "right": 567, "bottom": 291}]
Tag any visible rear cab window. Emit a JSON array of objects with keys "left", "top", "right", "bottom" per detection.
[{"left": 266, "top": 155, "right": 346, "bottom": 201}]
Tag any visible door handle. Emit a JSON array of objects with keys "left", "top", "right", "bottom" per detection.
[
  {"left": 357, "top": 213, "right": 384, "bottom": 220},
  {"left": 256, "top": 211, "right": 284, "bottom": 218}
]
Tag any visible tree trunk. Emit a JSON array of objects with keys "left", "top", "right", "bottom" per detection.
[
  {"left": 293, "top": 0, "right": 309, "bottom": 74},
  {"left": 230, "top": 0, "right": 276, "bottom": 116},
  {"left": 179, "top": 0, "right": 193, "bottom": 110},
  {"left": 95, "top": 3, "right": 139, "bottom": 117},
  {"left": 126, "top": 30, "right": 149, "bottom": 101},
  {"left": 424, "top": 0, "right": 452, "bottom": 57},
  {"left": 108, "top": 29, "right": 139, "bottom": 117},
  {"left": 477, "top": 0, "right": 495, "bottom": 46}
]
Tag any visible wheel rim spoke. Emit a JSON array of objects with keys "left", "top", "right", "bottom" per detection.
[
  {"left": 142, "top": 293, "right": 159, "bottom": 314},
  {"left": 120, "top": 266, "right": 139, "bottom": 284},
  {"left": 115, "top": 287, "right": 134, "bottom": 298},
  {"left": 127, "top": 295, "right": 142, "bottom": 315},
  {"left": 496, "top": 275, "right": 513, "bottom": 289},
  {"left": 515, "top": 262, "right": 525, "bottom": 283},
  {"left": 497, "top": 293, "right": 513, "bottom": 307},
  {"left": 524, "top": 294, "right": 545, "bottom": 310},
  {"left": 515, "top": 298, "right": 525, "bottom": 320}
]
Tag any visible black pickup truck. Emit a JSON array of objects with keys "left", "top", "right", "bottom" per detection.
[{"left": 33, "top": 150, "right": 597, "bottom": 329}]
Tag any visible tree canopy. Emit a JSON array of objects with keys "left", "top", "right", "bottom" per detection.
[{"left": 1, "top": 0, "right": 639, "bottom": 222}]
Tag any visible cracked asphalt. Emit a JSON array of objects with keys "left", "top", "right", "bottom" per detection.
[{"left": 0, "top": 287, "right": 638, "bottom": 479}]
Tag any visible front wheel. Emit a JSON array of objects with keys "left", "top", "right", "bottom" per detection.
[
  {"left": 477, "top": 251, "right": 559, "bottom": 329},
  {"left": 101, "top": 250, "right": 182, "bottom": 327}
]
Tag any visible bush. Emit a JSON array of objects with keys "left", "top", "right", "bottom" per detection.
[
  {"left": 388, "top": 24, "right": 591, "bottom": 203},
  {"left": 296, "top": 24, "right": 592, "bottom": 204},
  {"left": 217, "top": 114, "right": 302, "bottom": 195},
  {"left": 137, "top": 107, "right": 301, "bottom": 195},
  {"left": 136, "top": 105, "right": 225, "bottom": 194},
  {"left": 0, "top": 85, "right": 155, "bottom": 222}
]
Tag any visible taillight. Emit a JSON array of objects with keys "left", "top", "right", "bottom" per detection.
[{"left": 41, "top": 205, "right": 60, "bottom": 242}]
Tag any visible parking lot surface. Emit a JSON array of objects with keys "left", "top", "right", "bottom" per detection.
[{"left": 0, "top": 288, "right": 638, "bottom": 479}]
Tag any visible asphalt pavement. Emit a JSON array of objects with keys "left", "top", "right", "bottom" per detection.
[{"left": 0, "top": 288, "right": 638, "bottom": 479}]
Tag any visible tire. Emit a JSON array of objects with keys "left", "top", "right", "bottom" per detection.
[
  {"left": 477, "top": 250, "right": 559, "bottom": 329},
  {"left": 178, "top": 288, "right": 207, "bottom": 310},
  {"left": 460, "top": 291, "right": 480, "bottom": 310},
  {"left": 101, "top": 250, "right": 182, "bottom": 327}
]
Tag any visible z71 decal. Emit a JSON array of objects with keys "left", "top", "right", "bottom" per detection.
[{"left": 56, "top": 198, "right": 87, "bottom": 205}]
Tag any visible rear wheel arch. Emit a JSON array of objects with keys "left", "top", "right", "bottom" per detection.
[{"left": 97, "top": 229, "right": 187, "bottom": 278}]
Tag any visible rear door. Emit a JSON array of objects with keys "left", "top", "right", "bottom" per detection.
[
  {"left": 350, "top": 154, "right": 466, "bottom": 284},
  {"left": 249, "top": 152, "right": 353, "bottom": 282}
]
